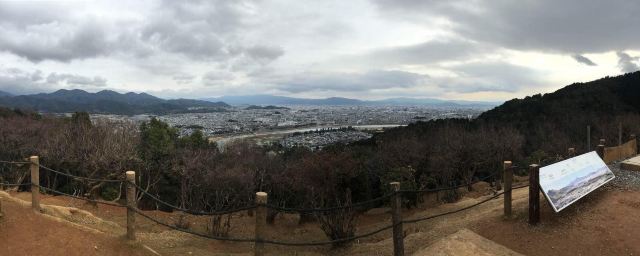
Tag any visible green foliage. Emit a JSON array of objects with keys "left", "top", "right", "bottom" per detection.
[
  {"left": 100, "top": 185, "right": 120, "bottom": 201},
  {"left": 178, "top": 129, "right": 209, "bottom": 149},
  {"left": 527, "top": 150, "right": 548, "bottom": 165},
  {"left": 380, "top": 166, "right": 418, "bottom": 193},
  {"left": 139, "top": 117, "right": 178, "bottom": 162}
]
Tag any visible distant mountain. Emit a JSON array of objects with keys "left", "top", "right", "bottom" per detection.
[
  {"left": 203, "top": 95, "right": 362, "bottom": 106},
  {"left": 0, "top": 90, "right": 12, "bottom": 97},
  {"left": 203, "top": 94, "right": 498, "bottom": 107},
  {"left": 0, "top": 89, "right": 229, "bottom": 115},
  {"left": 245, "top": 105, "right": 290, "bottom": 110}
]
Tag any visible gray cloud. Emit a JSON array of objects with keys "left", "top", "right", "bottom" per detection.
[
  {"left": 0, "top": 67, "right": 108, "bottom": 94},
  {"left": 202, "top": 70, "right": 235, "bottom": 87},
  {"left": 437, "top": 62, "right": 547, "bottom": 93},
  {"left": 572, "top": 54, "right": 597, "bottom": 66},
  {"left": 617, "top": 52, "right": 640, "bottom": 73},
  {"left": 371, "top": 0, "right": 640, "bottom": 54},
  {"left": 0, "top": 21, "right": 112, "bottom": 62},
  {"left": 46, "top": 73, "right": 108, "bottom": 87},
  {"left": 245, "top": 46, "right": 285, "bottom": 63},
  {"left": 173, "top": 74, "right": 195, "bottom": 85},
  {"left": 272, "top": 70, "right": 428, "bottom": 93},
  {"left": 0, "top": 0, "right": 284, "bottom": 67},
  {"left": 351, "top": 38, "right": 489, "bottom": 67},
  {"left": 267, "top": 61, "right": 545, "bottom": 96},
  {"left": 0, "top": 2, "right": 65, "bottom": 27}
]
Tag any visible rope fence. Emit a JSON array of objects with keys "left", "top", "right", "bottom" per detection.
[
  {"left": 35, "top": 184, "right": 126, "bottom": 208},
  {"left": 0, "top": 160, "right": 30, "bottom": 165},
  {"left": 39, "top": 164, "right": 123, "bottom": 183},
  {"left": 0, "top": 157, "right": 538, "bottom": 255},
  {"left": 130, "top": 181, "right": 258, "bottom": 215},
  {"left": 0, "top": 182, "right": 31, "bottom": 187},
  {"left": 399, "top": 173, "right": 497, "bottom": 194},
  {"left": 402, "top": 184, "right": 529, "bottom": 224}
]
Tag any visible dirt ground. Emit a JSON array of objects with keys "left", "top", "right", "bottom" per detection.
[
  {"left": 473, "top": 187, "right": 640, "bottom": 256},
  {"left": 2, "top": 172, "right": 640, "bottom": 255},
  {"left": 0, "top": 198, "right": 152, "bottom": 256}
]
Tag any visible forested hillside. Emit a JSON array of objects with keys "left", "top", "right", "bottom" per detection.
[
  {"left": 375, "top": 71, "right": 640, "bottom": 156},
  {"left": 0, "top": 89, "right": 229, "bottom": 115}
]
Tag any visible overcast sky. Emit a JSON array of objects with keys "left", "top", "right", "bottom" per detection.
[{"left": 0, "top": 0, "right": 639, "bottom": 101}]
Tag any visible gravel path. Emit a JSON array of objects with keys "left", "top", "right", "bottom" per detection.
[{"left": 607, "top": 160, "right": 640, "bottom": 190}]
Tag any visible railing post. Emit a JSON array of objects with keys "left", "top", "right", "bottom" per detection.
[
  {"left": 29, "top": 156, "right": 40, "bottom": 213},
  {"left": 503, "top": 161, "right": 513, "bottom": 218},
  {"left": 255, "top": 192, "right": 267, "bottom": 256},
  {"left": 528, "top": 164, "right": 540, "bottom": 225},
  {"left": 390, "top": 182, "right": 404, "bottom": 256},
  {"left": 618, "top": 123, "right": 623, "bottom": 146},
  {"left": 126, "top": 171, "right": 136, "bottom": 241},
  {"left": 597, "top": 144, "right": 605, "bottom": 159}
]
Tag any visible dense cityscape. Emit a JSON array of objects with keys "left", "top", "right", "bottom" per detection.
[{"left": 91, "top": 105, "right": 486, "bottom": 150}]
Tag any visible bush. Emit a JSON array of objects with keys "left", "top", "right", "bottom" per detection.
[{"left": 100, "top": 185, "right": 120, "bottom": 201}]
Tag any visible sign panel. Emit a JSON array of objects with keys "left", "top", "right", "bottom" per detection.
[{"left": 539, "top": 151, "right": 615, "bottom": 212}]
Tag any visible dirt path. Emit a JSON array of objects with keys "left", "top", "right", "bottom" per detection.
[
  {"left": 0, "top": 198, "right": 152, "bottom": 256},
  {"left": 474, "top": 187, "right": 640, "bottom": 256},
  {"left": 3, "top": 169, "right": 640, "bottom": 255}
]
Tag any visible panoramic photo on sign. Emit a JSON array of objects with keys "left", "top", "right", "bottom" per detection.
[{"left": 540, "top": 151, "right": 616, "bottom": 212}]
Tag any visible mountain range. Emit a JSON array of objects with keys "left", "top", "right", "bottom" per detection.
[
  {"left": 0, "top": 89, "right": 229, "bottom": 115},
  {"left": 0, "top": 91, "right": 12, "bottom": 97},
  {"left": 203, "top": 94, "right": 499, "bottom": 107}
]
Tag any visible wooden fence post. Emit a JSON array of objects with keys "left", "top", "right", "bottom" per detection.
[
  {"left": 126, "top": 171, "right": 136, "bottom": 241},
  {"left": 503, "top": 161, "right": 513, "bottom": 218},
  {"left": 390, "top": 182, "right": 404, "bottom": 256},
  {"left": 528, "top": 164, "right": 540, "bottom": 225},
  {"left": 597, "top": 144, "right": 605, "bottom": 159},
  {"left": 255, "top": 192, "right": 267, "bottom": 256},
  {"left": 618, "top": 123, "right": 623, "bottom": 146},
  {"left": 29, "top": 156, "right": 40, "bottom": 213}
]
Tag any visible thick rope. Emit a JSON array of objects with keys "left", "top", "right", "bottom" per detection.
[
  {"left": 129, "top": 181, "right": 257, "bottom": 215},
  {"left": 400, "top": 173, "right": 497, "bottom": 194},
  {"left": 36, "top": 184, "right": 126, "bottom": 208},
  {"left": 39, "top": 164, "right": 123, "bottom": 183},
  {"left": 132, "top": 205, "right": 395, "bottom": 246},
  {"left": 0, "top": 182, "right": 31, "bottom": 186},
  {"left": 0, "top": 160, "right": 30, "bottom": 165},
  {"left": 402, "top": 184, "right": 530, "bottom": 224},
  {"left": 264, "top": 193, "right": 394, "bottom": 213}
]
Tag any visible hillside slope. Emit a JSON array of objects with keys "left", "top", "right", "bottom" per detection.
[
  {"left": 0, "top": 89, "right": 229, "bottom": 115},
  {"left": 370, "top": 72, "right": 640, "bottom": 156},
  {"left": 479, "top": 72, "right": 640, "bottom": 123},
  {"left": 477, "top": 71, "right": 640, "bottom": 152}
]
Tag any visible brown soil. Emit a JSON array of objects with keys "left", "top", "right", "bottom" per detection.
[
  {"left": 0, "top": 197, "right": 152, "bottom": 256},
  {"left": 3, "top": 176, "right": 640, "bottom": 255},
  {"left": 473, "top": 187, "right": 640, "bottom": 256}
]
